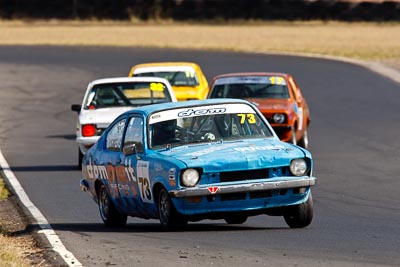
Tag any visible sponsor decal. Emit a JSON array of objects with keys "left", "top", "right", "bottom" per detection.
[
  {"left": 214, "top": 76, "right": 287, "bottom": 85},
  {"left": 178, "top": 107, "right": 226, "bottom": 117},
  {"left": 233, "top": 145, "right": 285, "bottom": 152},
  {"left": 149, "top": 104, "right": 255, "bottom": 124},
  {"left": 208, "top": 186, "right": 220, "bottom": 194},
  {"left": 154, "top": 162, "right": 164, "bottom": 172},
  {"left": 87, "top": 158, "right": 109, "bottom": 180},
  {"left": 168, "top": 168, "right": 176, "bottom": 186},
  {"left": 137, "top": 161, "right": 153, "bottom": 203},
  {"left": 124, "top": 158, "right": 137, "bottom": 182},
  {"left": 184, "top": 143, "right": 238, "bottom": 157},
  {"left": 293, "top": 103, "right": 298, "bottom": 114},
  {"left": 169, "top": 168, "right": 176, "bottom": 180}
]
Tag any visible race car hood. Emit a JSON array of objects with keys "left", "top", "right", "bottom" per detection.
[
  {"left": 78, "top": 107, "right": 133, "bottom": 125},
  {"left": 156, "top": 138, "right": 307, "bottom": 172},
  {"left": 246, "top": 98, "right": 294, "bottom": 112}
]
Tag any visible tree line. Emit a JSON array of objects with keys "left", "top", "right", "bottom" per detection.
[{"left": 0, "top": 0, "right": 398, "bottom": 21}]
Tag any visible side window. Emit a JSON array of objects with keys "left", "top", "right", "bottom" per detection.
[
  {"left": 124, "top": 117, "right": 144, "bottom": 146},
  {"left": 106, "top": 119, "right": 126, "bottom": 151}
]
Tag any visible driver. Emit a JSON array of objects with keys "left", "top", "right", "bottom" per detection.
[{"left": 151, "top": 119, "right": 177, "bottom": 147}]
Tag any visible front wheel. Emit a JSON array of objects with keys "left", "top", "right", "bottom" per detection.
[
  {"left": 98, "top": 184, "right": 127, "bottom": 227},
  {"left": 289, "top": 126, "right": 297, "bottom": 146},
  {"left": 298, "top": 129, "right": 309, "bottom": 149},
  {"left": 283, "top": 193, "right": 313, "bottom": 228},
  {"left": 158, "top": 187, "right": 187, "bottom": 229}
]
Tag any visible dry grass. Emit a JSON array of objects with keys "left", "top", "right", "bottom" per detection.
[
  {"left": 0, "top": 20, "right": 399, "bottom": 61},
  {"left": 0, "top": 180, "right": 8, "bottom": 200},
  {"left": 0, "top": 235, "right": 36, "bottom": 267},
  {"left": 0, "top": 179, "right": 47, "bottom": 267}
]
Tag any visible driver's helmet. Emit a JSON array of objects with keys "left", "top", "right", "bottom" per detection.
[{"left": 152, "top": 119, "right": 177, "bottom": 146}]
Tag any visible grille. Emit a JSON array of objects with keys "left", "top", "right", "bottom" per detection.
[{"left": 219, "top": 167, "right": 289, "bottom": 183}]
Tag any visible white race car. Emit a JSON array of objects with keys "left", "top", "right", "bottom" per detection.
[{"left": 71, "top": 77, "right": 177, "bottom": 168}]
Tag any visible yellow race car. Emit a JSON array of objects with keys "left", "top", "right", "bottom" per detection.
[{"left": 129, "top": 62, "right": 209, "bottom": 101}]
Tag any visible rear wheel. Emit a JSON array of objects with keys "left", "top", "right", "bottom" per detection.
[
  {"left": 284, "top": 193, "right": 313, "bottom": 228},
  {"left": 158, "top": 187, "right": 187, "bottom": 229},
  {"left": 98, "top": 184, "right": 127, "bottom": 227},
  {"left": 224, "top": 215, "right": 248, "bottom": 225}
]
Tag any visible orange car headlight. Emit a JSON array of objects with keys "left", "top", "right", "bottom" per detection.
[{"left": 273, "top": 113, "right": 286, "bottom": 123}]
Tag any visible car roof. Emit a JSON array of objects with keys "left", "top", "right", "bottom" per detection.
[
  {"left": 124, "top": 98, "right": 252, "bottom": 117},
  {"left": 88, "top": 76, "right": 172, "bottom": 86},
  {"left": 131, "top": 62, "right": 201, "bottom": 69},
  {"left": 212, "top": 72, "right": 290, "bottom": 81}
]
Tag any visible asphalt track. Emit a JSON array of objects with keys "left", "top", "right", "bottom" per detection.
[{"left": 0, "top": 46, "right": 399, "bottom": 267}]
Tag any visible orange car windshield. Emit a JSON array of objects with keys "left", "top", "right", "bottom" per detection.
[
  {"left": 210, "top": 76, "right": 290, "bottom": 99},
  {"left": 211, "top": 83, "right": 289, "bottom": 99}
]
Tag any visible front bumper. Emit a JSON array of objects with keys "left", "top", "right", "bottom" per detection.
[{"left": 170, "top": 176, "right": 316, "bottom": 197}]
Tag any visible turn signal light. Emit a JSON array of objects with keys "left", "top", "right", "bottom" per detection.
[{"left": 82, "top": 124, "right": 96, "bottom": 137}]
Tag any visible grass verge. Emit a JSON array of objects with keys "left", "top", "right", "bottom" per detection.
[
  {"left": 0, "top": 20, "right": 399, "bottom": 62},
  {"left": 0, "top": 178, "right": 45, "bottom": 267}
]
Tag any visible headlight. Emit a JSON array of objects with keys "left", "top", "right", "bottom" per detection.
[
  {"left": 181, "top": 169, "right": 200, "bottom": 187},
  {"left": 272, "top": 113, "right": 286, "bottom": 123},
  {"left": 290, "top": 159, "right": 307, "bottom": 176}
]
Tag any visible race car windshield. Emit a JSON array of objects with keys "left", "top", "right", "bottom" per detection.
[
  {"left": 84, "top": 82, "right": 172, "bottom": 109},
  {"left": 149, "top": 104, "right": 274, "bottom": 149},
  {"left": 134, "top": 71, "right": 199, "bottom": 86},
  {"left": 210, "top": 76, "right": 290, "bottom": 99}
]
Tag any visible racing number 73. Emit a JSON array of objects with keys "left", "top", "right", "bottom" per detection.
[
  {"left": 138, "top": 176, "right": 152, "bottom": 201},
  {"left": 237, "top": 114, "right": 256, "bottom": 124}
]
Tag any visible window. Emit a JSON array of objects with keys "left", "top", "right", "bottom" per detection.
[
  {"left": 135, "top": 71, "right": 199, "bottom": 86},
  {"left": 106, "top": 119, "right": 126, "bottom": 151},
  {"left": 85, "top": 82, "right": 172, "bottom": 109},
  {"left": 124, "top": 117, "right": 144, "bottom": 146},
  {"left": 149, "top": 106, "right": 273, "bottom": 149}
]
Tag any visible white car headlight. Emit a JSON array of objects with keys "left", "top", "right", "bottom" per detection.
[
  {"left": 290, "top": 159, "right": 307, "bottom": 176},
  {"left": 273, "top": 113, "right": 286, "bottom": 123},
  {"left": 181, "top": 169, "right": 200, "bottom": 187}
]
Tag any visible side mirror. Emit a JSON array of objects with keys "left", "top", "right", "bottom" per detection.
[
  {"left": 123, "top": 142, "right": 144, "bottom": 156},
  {"left": 71, "top": 104, "right": 81, "bottom": 113}
]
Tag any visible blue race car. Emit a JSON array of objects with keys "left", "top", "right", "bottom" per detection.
[{"left": 80, "top": 98, "right": 317, "bottom": 229}]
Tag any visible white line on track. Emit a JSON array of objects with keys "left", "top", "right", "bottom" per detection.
[{"left": 0, "top": 149, "right": 83, "bottom": 267}]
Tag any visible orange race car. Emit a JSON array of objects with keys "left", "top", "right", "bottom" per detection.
[
  {"left": 207, "top": 72, "right": 310, "bottom": 149},
  {"left": 129, "top": 62, "right": 209, "bottom": 101}
]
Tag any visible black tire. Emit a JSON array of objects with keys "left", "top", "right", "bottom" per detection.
[
  {"left": 284, "top": 193, "right": 313, "bottom": 228},
  {"left": 158, "top": 187, "right": 187, "bottom": 229},
  {"left": 224, "top": 215, "right": 248, "bottom": 225},
  {"left": 78, "top": 149, "right": 83, "bottom": 170},
  {"left": 98, "top": 184, "right": 127, "bottom": 227},
  {"left": 298, "top": 128, "right": 309, "bottom": 149}
]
